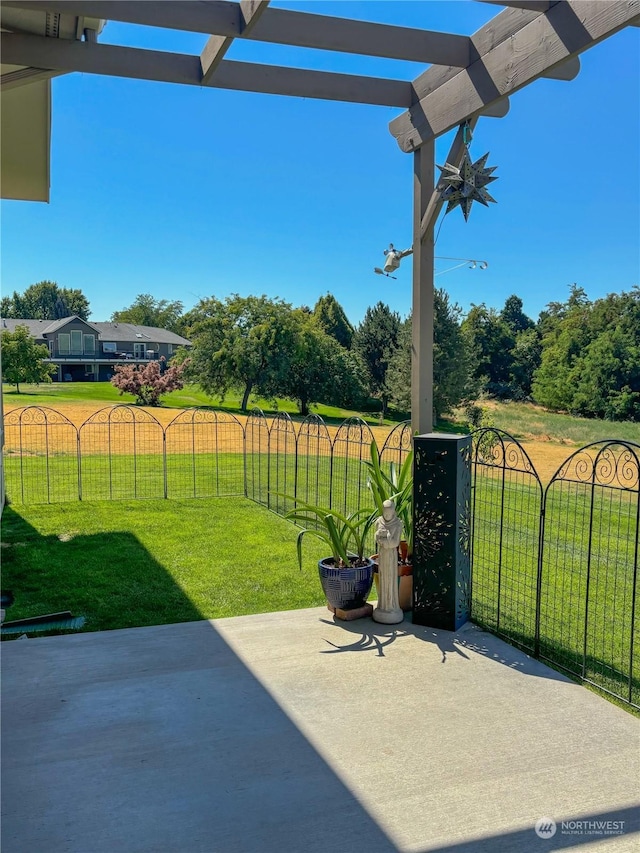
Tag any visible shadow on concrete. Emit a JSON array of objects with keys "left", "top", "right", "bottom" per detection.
[
  {"left": 3, "top": 505, "right": 637, "bottom": 853},
  {"left": 2, "top": 507, "right": 395, "bottom": 852},
  {"left": 416, "top": 805, "right": 640, "bottom": 853},
  {"left": 318, "top": 614, "right": 572, "bottom": 683}
]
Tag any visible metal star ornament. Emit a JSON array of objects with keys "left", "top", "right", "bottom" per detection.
[{"left": 437, "top": 150, "right": 498, "bottom": 221}]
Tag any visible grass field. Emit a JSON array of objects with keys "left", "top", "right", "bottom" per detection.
[
  {"left": 452, "top": 399, "right": 640, "bottom": 446},
  {"left": 1, "top": 498, "right": 329, "bottom": 632},
  {"left": 1, "top": 382, "right": 401, "bottom": 426},
  {"left": 5, "top": 382, "right": 639, "bottom": 486}
]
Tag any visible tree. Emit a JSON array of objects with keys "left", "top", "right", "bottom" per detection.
[
  {"left": 509, "top": 328, "right": 542, "bottom": 399},
  {"left": 352, "top": 302, "right": 401, "bottom": 416},
  {"left": 500, "top": 294, "right": 534, "bottom": 335},
  {"left": 111, "top": 293, "right": 184, "bottom": 332},
  {"left": 461, "top": 304, "right": 515, "bottom": 398},
  {"left": 533, "top": 287, "right": 640, "bottom": 420},
  {"left": 280, "top": 312, "right": 367, "bottom": 415},
  {"left": 1, "top": 324, "right": 57, "bottom": 392},
  {"left": 1, "top": 281, "right": 90, "bottom": 320},
  {"left": 385, "top": 290, "right": 475, "bottom": 419},
  {"left": 183, "top": 294, "right": 298, "bottom": 411},
  {"left": 110, "top": 359, "right": 188, "bottom": 406},
  {"left": 312, "top": 294, "right": 354, "bottom": 349}
]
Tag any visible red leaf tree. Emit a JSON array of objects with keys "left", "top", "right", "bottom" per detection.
[{"left": 110, "top": 358, "right": 188, "bottom": 406}]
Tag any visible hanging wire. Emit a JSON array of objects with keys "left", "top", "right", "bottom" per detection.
[
  {"left": 435, "top": 261, "right": 474, "bottom": 277},
  {"left": 433, "top": 207, "right": 447, "bottom": 246}
]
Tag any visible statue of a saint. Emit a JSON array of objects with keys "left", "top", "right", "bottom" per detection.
[{"left": 373, "top": 499, "right": 404, "bottom": 624}]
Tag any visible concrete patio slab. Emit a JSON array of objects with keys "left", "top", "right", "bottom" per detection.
[{"left": 2, "top": 608, "right": 639, "bottom": 853}]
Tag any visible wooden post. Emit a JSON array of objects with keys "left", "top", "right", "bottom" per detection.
[{"left": 412, "top": 141, "right": 435, "bottom": 435}]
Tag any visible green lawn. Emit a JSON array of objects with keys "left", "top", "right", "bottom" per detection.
[
  {"left": 1, "top": 498, "right": 329, "bottom": 633},
  {"left": 471, "top": 472, "right": 639, "bottom": 708},
  {"left": 7, "top": 383, "right": 639, "bottom": 440},
  {"left": 2, "top": 382, "right": 402, "bottom": 426}
]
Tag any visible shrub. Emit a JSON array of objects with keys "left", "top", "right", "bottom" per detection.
[{"left": 110, "top": 358, "right": 188, "bottom": 406}]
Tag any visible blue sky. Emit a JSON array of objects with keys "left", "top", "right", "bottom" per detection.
[{"left": 2, "top": 0, "right": 639, "bottom": 327}]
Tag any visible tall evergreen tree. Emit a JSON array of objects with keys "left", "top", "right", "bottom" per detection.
[
  {"left": 312, "top": 294, "right": 354, "bottom": 349},
  {"left": 352, "top": 302, "right": 401, "bottom": 416},
  {"left": 500, "top": 294, "right": 534, "bottom": 335},
  {"left": 461, "top": 304, "right": 515, "bottom": 398},
  {"left": 385, "top": 290, "right": 475, "bottom": 419}
]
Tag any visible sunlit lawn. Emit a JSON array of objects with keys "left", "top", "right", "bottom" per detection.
[{"left": 2, "top": 382, "right": 402, "bottom": 425}]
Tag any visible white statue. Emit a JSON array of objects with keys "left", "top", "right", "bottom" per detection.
[{"left": 373, "top": 499, "right": 404, "bottom": 624}]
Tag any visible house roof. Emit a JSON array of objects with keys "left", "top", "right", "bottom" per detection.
[
  {"left": 91, "top": 322, "right": 191, "bottom": 346},
  {"left": 1, "top": 317, "right": 191, "bottom": 346}
]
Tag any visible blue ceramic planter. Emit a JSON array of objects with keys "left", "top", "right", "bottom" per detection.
[{"left": 318, "top": 557, "right": 375, "bottom": 611}]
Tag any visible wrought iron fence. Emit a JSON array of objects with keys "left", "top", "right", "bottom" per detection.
[
  {"left": 470, "top": 428, "right": 639, "bottom": 711},
  {"left": 3, "top": 406, "right": 638, "bottom": 708}
]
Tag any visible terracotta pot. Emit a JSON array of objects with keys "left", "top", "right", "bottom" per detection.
[{"left": 371, "top": 552, "right": 413, "bottom": 611}]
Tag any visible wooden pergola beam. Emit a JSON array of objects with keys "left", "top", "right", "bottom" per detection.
[
  {"left": 200, "top": 0, "right": 269, "bottom": 85},
  {"left": 250, "top": 8, "right": 471, "bottom": 67},
  {"left": 410, "top": 6, "right": 577, "bottom": 106},
  {"left": 1, "top": 1, "right": 472, "bottom": 67},
  {"left": 393, "top": 0, "right": 639, "bottom": 151},
  {"left": 477, "top": 0, "right": 554, "bottom": 11},
  {"left": 0, "top": 32, "right": 413, "bottom": 107}
]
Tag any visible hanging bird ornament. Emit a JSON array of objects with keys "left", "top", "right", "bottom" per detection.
[{"left": 437, "top": 122, "right": 498, "bottom": 221}]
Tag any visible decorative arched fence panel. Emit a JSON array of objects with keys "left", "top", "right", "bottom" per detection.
[
  {"left": 470, "top": 428, "right": 543, "bottom": 654},
  {"left": 79, "top": 406, "right": 165, "bottom": 501},
  {"left": 165, "top": 409, "right": 245, "bottom": 499},
  {"left": 330, "top": 418, "right": 375, "bottom": 519},
  {"left": 295, "top": 415, "right": 332, "bottom": 515},
  {"left": 245, "top": 409, "right": 270, "bottom": 507},
  {"left": 3, "top": 407, "right": 80, "bottom": 504},
  {"left": 268, "top": 413, "right": 297, "bottom": 515},
  {"left": 539, "top": 441, "right": 640, "bottom": 707},
  {"left": 379, "top": 421, "right": 412, "bottom": 469}
]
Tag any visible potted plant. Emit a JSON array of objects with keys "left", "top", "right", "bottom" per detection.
[
  {"left": 283, "top": 499, "right": 377, "bottom": 611},
  {"left": 364, "top": 441, "right": 414, "bottom": 610}
]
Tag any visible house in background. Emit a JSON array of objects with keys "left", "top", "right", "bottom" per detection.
[{"left": 2, "top": 316, "right": 191, "bottom": 382}]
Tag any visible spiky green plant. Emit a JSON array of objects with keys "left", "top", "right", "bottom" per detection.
[
  {"left": 363, "top": 441, "right": 414, "bottom": 558},
  {"left": 283, "top": 498, "right": 377, "bottom": 568}
]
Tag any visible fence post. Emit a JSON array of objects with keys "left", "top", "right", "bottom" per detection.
[
  {"left": 163, "top": 430, "right": 168, "bottom": 500},
  {"left": 534, "top": 499, "right": 546, "bottom": 658},
  {"left": 413, "top": 432, "right": 472, "bottom": 630},
  {"left": 77, "top": 429, "right": 82, "bottom": 501}
]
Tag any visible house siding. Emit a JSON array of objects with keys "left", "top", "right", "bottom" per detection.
[{"left": 2, "top": 317, "right": 190, "bottom": 383}]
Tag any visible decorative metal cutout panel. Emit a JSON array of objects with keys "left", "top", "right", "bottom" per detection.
[{"left": 413, "top": 433, "right": 472, "bottom": 630}]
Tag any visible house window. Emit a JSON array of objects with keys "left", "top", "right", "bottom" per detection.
[
  {"left": 48, "top": 340, "right": 54, "bottom": 356},
  {"left": 84, "top": 334, "right": 95, "bottom": 354},
  {"left": 70, "top": 330, "right": 83, "bottom": 354},
  {"left": 58, "top": 333, "right": 70, "bottom": 355},
  {"left": 85, "top": 364, "right": 96, "bottom": 374},
  {"left": 134, "top": 343, "right": 146, "bottom": 358},
  {"left": 167, "top": 344, "right": 173, "bottom": 355},
  {"left": 102, "top": 342, "right": 117, "bottom": 353}
]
